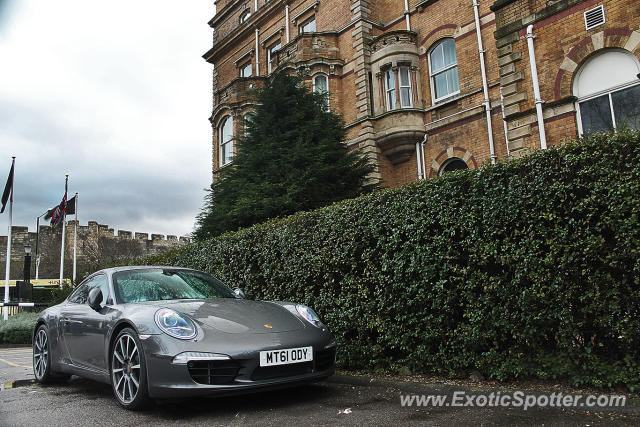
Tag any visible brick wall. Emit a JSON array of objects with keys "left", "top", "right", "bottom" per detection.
[{"left": 204, "top": 0, "right": 640, "bottom": 186}]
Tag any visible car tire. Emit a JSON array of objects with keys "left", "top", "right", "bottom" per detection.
[
  {"left": 111, "top": 327, "right": 152, "bottom": 410},
  {"left": 33, "top": 324, "right": 70, "bottom": 384}
]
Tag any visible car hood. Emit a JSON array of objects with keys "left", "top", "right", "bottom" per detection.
[{"left": 143, "top": 299, "right": 306, "bottom": 334}]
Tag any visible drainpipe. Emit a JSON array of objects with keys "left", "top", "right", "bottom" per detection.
[
  {"left": 285, "top": 5, "right": 290, "bottom": 43},
  {"left": 420, "top": 133, "right": 427, "bottom": 179},
  {"left": 472, "top": 0, "right": 497, "bottom": 164},
  {"left": 499, "top": 87, "right": 510, "bottom": 156},
  {"left": 416, "top": 133, "right": 428, "bottom": 180},
  {"left": 255, "top": 28, "right": 260, "bottom": 76},
  {"left": 526, "top": 24, "right": 547, "bottom": 150},
  {"left": 415, "top": 142, "right": 423, "bottom": 180},
  {"left": 404, "top": 0, "right": 411, "bottom": 31}
]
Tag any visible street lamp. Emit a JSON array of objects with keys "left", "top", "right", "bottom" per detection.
[{"left": 23, "top": 244, "right": 32, "bottom": 284}]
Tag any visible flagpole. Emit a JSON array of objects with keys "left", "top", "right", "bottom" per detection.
[
  {"left": 72, "top": 192, "right": 78, "bottom": 284},
  {"left": 3, "top": 157, "right": 15, "bottom": 321},
  {"left": 59, "top": 175, "right": 68, "bottom": 289}
]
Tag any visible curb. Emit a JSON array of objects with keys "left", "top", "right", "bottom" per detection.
[{"left": 1, "top": 379, "right": 35, "bottom": 390}]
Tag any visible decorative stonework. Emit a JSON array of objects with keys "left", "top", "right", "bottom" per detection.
[
  {"left": 428, "top": 147, "right": 477, "bottom": 178},
  {"left": 369, "top": 30, "right": 418, "bottom": 54},
  {"left": 553, "top": 29, "right": 640, "bottom": 100}
]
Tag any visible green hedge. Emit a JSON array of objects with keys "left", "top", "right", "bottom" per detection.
[
  {"left": 133, "top": 130, "right": 640, "bottom": 389},
  {"left": 0, "top": 312, "right": 39, "bottom": 344}
]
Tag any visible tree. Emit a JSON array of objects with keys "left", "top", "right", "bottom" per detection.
[{"left": 194, "top": 72, "right": 376, "bottom": 240}]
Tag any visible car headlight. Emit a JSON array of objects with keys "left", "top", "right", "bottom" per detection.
[
  {"left": 154, "top": 308, "right": 197, "bottom": 340},
  {"left": 296, "top": 304, "right": 324, "bottom": 327}
]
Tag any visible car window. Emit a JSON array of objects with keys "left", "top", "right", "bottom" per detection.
[
  {"left": 67, "top": 274, "right": 110, "bottom": 306},
  {"left": 68, "top": 283, "right": 89, "bottom": 304},
  {"left": 86, "top": 274, "right": 110, "bottom": 307},
  {"left": 113, "top": 269, "right": 235, "bottom": 303}
]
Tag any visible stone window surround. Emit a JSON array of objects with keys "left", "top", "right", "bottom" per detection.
[
  {"left": 298, "top": 15, "right": 316, "bottom": 35},
  {"left": 239, "top": 8, "right": 252, "bottom": 24},
  {"left": 376, "top": 62, "right": 419, "bottom": 112},
  {"left": 429, "top": 146, "right": 477, "bottom": 178},
  {"left": 573, "top": 49, "right": 640, "bottom": 135},
  {"left": 239, "top": 60, "right": 253, "bottom": 77},
  {"left": 234, "top": 49, "right": 255, "bottom": 78},
  {"left": 261, "top": 26, "right": 284, "bottom": 74},
  {"left": 291, "top": 1, "right": 319, "bottom": 27}
]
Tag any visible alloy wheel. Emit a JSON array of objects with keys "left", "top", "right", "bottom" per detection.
[
  {"left": 33, "top": 328, "right": 48, "bottom": 380},
  {"left": 112, "top": 333, "right": 141, "bottom": 404}
]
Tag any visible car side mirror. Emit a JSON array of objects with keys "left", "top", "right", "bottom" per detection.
[
  {"left": 233, "top": 288, "right": 247, "bottom": 299},
  {"left": 88, "top": 288, "right": 103, "bottom": 311}
]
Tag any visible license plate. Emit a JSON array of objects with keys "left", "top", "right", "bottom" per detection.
[{"left": 259, "top": 346, "right": 313, "bottom": 367}]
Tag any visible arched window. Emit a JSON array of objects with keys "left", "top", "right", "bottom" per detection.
[
  {"left": 313, "top": 74, "right": 329, "bottom": 111},
  {"left": 429, "top": 39, "right": 460, "bottom": 102},
  {"left": 239, "top": 10, "right": 251, "bottom": 24},
  {"left": 439, "top": 158, "right": 468, "bottom": 176},
  {"left": 574, "top": 49, "right": 640, "bottom": 134},
  {"left": 219, "top": 116, "right": 234, "bottom": 166}
]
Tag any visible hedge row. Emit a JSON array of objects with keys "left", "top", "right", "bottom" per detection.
[
  {"left": 133, "top": 131, "right": 640, "bottom": 389},
  {"left": 0, "top": 312, "right": 39, "bottom": 344}
]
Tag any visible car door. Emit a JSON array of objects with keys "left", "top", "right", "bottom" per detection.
[{"left": 61, "top": 274, "right": 112, "bottom": 373}]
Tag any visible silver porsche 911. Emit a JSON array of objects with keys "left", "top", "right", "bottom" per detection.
[{"left": 32, "top": 266, "right": 336, "bottom": 409}]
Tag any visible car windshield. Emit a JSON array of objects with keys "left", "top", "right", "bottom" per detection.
[{"left": 113, "top": 269, "right": 236, "bottom": 303}]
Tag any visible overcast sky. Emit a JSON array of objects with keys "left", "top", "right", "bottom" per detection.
[{"left": 0, "top": 0, "right": 214, "bottom": 238}]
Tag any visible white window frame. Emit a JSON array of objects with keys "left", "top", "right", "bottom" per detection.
[
  {"left": 574, "top": 49, "right": 640, "bottom": 135},
  {"left": 398, "top": 66, "right": 413, "bottom": 108},
  {"left": 267, "top": 40, "right": 281, "bottom": 74},
  {"left": 313, "top": 73, "right": 329, "bottom": 111},
  {"left": 428, "top": 38, "right": 460, "bottom": 103},
  {"left": 219, "top": 116, "right": 234, "bottom": 166},
  {"left": 575, "top": 81, "right": 640, "bottom": 135},
  {"left": 384, "top": 66, "right": 413, "bottom": 110},
  {"left": 240, "top": 61, "right": 252, "bottom": 78},
  {"left": 384, "top": 68, "right": 397, "bottom": 111},
  {"left": 299, "top": 16, "right": 316, "bottom": 34},
  {"left": 239, "top": 10, "right": 251, "bottom": 24}
]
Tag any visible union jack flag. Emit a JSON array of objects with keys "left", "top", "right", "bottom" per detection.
[{"left": 44, "top": 192, "right": 67, "bottom": 228}]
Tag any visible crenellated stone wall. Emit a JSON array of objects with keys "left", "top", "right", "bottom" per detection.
[{"left": 0, "top": 220, "right": 190, "bottom": 264}]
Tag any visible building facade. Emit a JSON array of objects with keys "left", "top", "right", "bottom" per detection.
[{"left": 203, "top": 0, "right": 640, "bottom": 187}]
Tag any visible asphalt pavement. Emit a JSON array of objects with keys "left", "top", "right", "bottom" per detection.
[{"left": 1, "top": 346, "right": 640, "bottom": 426}]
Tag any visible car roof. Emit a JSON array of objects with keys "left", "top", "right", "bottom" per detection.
[{"left": 97, "top": 265, "right": 197, "bottom": 275}]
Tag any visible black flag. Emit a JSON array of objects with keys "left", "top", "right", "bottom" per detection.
[
  {"left": 66, "top": 195, "right": 76, "bottom": 215},
  {"left": 1, "top": 161, "right": 14, "bottom": 214}
]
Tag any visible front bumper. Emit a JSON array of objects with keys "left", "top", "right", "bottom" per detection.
[{"left": 141, "top": 329, "right": 336, "bottom": 399}]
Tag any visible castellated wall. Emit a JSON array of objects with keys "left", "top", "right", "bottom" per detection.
[{"left": 0, "top": 221, "right": 190, "bottom": 279}]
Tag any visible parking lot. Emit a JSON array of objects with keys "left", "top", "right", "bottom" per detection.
[{"left": 2, "top": 346, "right": 640, "bottom": 426}]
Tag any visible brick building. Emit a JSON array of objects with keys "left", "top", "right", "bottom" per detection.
[{"left": 203, "top": 0, "right": 640, "bottom": 186}]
